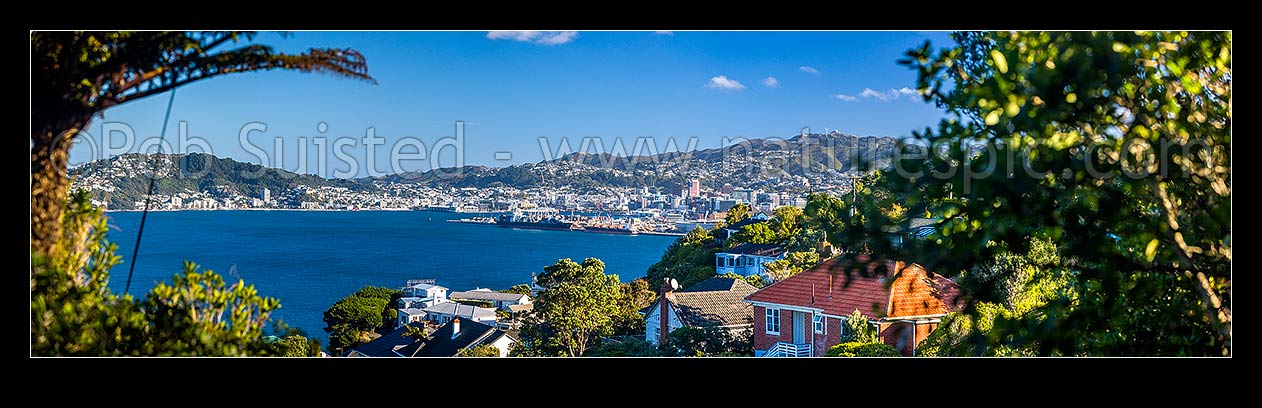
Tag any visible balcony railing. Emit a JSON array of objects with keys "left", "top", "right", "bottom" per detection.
[{"left": 761, "top": 342, "right": 813, "bottom": 357}]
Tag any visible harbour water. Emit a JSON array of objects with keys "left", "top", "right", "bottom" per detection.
[{"left": 104, "top": 210, "right": 677, "bottom": 344}]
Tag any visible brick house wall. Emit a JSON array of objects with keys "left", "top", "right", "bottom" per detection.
[
  {"left": 753, "top": 306, "right": 848, "bottom": 356},
  {"left": 753, "top": 306, "right": 795, "bottom": 353},
  {"left": 809, "top": 314, "right": 843, "bottom": 355},
  {"left": 752, "top": 305, "right": 771, "bottom": 351},
  {"left": 878, "top": 321, "right": 940, "bottom": 356}
]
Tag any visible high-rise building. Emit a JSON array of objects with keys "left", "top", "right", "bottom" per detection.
[
  {"left": 262, "top": 187, "right": 271, "bottom": 203},
  {"left": 689, "top": 179, "right": 700, "bottom": 198}
]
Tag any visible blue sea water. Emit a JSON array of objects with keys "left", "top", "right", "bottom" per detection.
[{"left": 104, "top": 210, "right": 676, "bottom": 344}]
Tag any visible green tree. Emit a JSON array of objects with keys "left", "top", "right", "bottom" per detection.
[
  {"left": 803, "top": 192, "right": 848, "bottom": 244},
  {"left": 31, "top": 191, "right": 287, "bottom": 356},
  {"left": 613, "top": 278, "right": 657, "bottom": 335},
  {"left": 763, "top": 250, "right": 821, "bottom": 282},
  {"left": 785, "top": 227, "right": 829, "bottom": 255},
  {"left": 889, "top": 31, "right": 1229, "bottom": 355},
  {"left": 586, "top": 336, "right": 663, "bottom": 357},
  {"left": 322, "top": 285, "right": 401, "bottom": 355},
  {"left": 664, "top": 326, "right": 754, "bottom": 357},
  {"left": 31, "top": 32, "right": 373, "bottom": 260},
  {"left": 521, "top": 258, "right": 624, "bottom": 356},
  {"left": 723, "top": 203, "right": 752, "bottom": 225},
  {"left": 508, "top": 317, "right": 566, "bottom": 357},
  {"left": 919, "top": 238, "right": 1073, "bottom": 357},
  {"left": 730, "top": 223, "right": 777, "bottom": 246},
  {"left": 456, "top": 344, "right": 501, "bottom": 357},
  {"left": 770, "top": 206, "right": 805, "bottom": 239},
  {"left": 265, "top": 321, "right": 323, "bottom": 357},
  {"left": 807, "top": 171, "right": 919, "bottom": 255},
  {"left": 720, "top": 272, "right": 766, "bottom": 289},
  {"left": 269, "top": 335, "right": 322, "bottom": 357},
  {"left": 824, "top": 342, "right": 900, "bottom": 357},
  {"left": 141, "top": 263, "right": 282, "bottom": 355},
  {"left": 840, "top": 309, "right": 878, "bottom": 344}
]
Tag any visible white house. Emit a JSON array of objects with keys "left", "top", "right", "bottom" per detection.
[
  {"left": 396, "top": 280, "right": 451, "bottom": 327},
  {"left": 644, "top": 276, "right": 758, "bottom": 346},
  {"left": 421, "top": 301, "right": 497, "bottom": 325},
  {"left": 715, "top": 243, "right": 786, "bottom": 279},
  {"left": 397, "top": 296, "right": 448, "bottom": 327},
  {"left": 402, "top": 281, "right": 448, "bottom": 300},
  {"left": 448, "top": 288, "right": 532, "bottom": 311}
]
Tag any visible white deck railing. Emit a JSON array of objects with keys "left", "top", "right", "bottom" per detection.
[{"left": 761, "top": 342, "right": 813, "bottom": 357}]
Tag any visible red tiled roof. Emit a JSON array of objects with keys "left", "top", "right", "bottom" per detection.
[{"left": 743, "top": 256, "right": 963, "bottom": 320}]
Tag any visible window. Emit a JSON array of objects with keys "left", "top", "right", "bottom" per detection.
[
  {"left": 814, "top": 314, "right": 825, "bottom": 334},
  {"left": 765, "top": 308, "right": 781, "bottom": 334},
  {"left": 717, "top": 258, "right": 724, "bottom": 268},
  {"left": 727, "top": 258, "right": 734, "bottom": 267}
]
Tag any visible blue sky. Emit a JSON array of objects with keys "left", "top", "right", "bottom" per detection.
[{"left": 69, "top": 31, "right": 957, "bottom": 177}]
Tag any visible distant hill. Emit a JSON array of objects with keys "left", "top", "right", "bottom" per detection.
[
  {"left": 374, "top": 132, "right": 900, "bottom": 191},
  {"left": 69, "top": 153, "right": 375, "bottom": 209},
  {"left": 71, "top": 132, "right": 902, "bottom": 208}
]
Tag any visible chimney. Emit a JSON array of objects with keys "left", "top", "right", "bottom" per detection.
[
  {"left": 658, "top": 278, "right": 675, "bottom": 345},
  {"left": 451, "top": 318, "right": 461, "bottom": 339}
]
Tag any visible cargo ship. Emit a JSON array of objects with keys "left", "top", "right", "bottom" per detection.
[{"left": 496, "top": 210, "right": 576, "bottom": 231}]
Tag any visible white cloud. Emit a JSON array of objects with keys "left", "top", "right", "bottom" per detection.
[
  {"left": 654, "top": 31, "right": 674, "bottom": 35},
  {"left": 706, "top": 75, "right": 746, "bottom": 91},
  {"left": 799, "top": 66, "right": 820, "bottom": 75},
  {"left": 762, "top": 77, "right": 780, "bottom": 88},
  {"left": 859, "top": 88, "right": 885, "bottom": 99},
  {"left": 846, "top": 87, "right": 920, "bottom": 101},
  {"left": 486, "top": 31, "right": 578, "bottom": 45}
]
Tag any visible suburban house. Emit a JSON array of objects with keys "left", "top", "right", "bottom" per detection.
[
  {"left": 716, "top": 243, "right": 786, "bottom": 278},
  {"left": 449, "top": 288, "right": 532, "bottom": 311},
  {"left": 879, "top": 217, "right": 940, "bottom": 249},
  {"left": 413, "top": 318, "right": 516, "bottom": 357},
  {"left": 743, "top": 256, "right": 963, "bottom": 357},
  {"left": 401, "top": 280, "right": 449, "bottom": 300},
  {"left": 644, "top": 276, "right": 759, "bottom": 346},
  {"left": 397, "top": 297, "right": 434, "bottom": 327},
  {"left": 396, "top": 281, "right": 451, "bottom": 327},
  {"left": 714, "top": 213, "right": 771, "bottom": 244},
  {"left": 347, "top": 319, "right": 516, "bottom": 357},
  {"left": 421, "top": 301, "right": 498, "bottom": 325}
]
